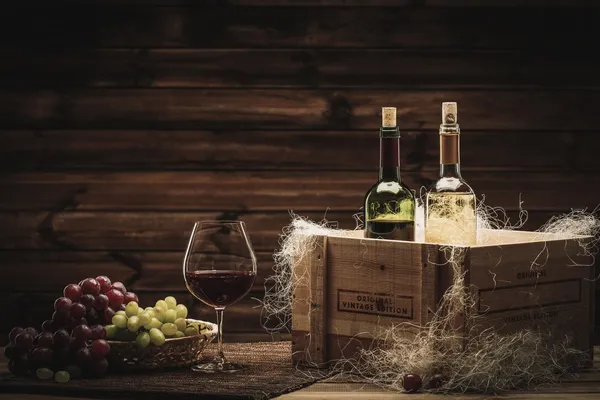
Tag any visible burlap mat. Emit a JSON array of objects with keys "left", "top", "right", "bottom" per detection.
[{"left": 0, "top": 341, "right": 318, "bottom": 399}]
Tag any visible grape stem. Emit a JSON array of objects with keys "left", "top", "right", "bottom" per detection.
[{"left": 215, "top": 307, "right": 226, "bottom": 368}]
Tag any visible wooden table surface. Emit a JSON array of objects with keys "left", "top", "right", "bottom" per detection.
[{"left": 1, "top": 346, "right": 598, "bottom": 400}]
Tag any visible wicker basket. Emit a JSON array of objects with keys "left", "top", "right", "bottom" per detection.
[{"left": 107, "top": 319, "right": 218, "bottom": 372}]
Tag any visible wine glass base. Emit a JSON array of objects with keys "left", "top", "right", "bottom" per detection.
[{"left": 191, "top": 362, "right": 247, "bottom": 373}]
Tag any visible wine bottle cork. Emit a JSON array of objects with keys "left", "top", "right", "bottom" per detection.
[
  {"left": 442, "top": 102, "right": 457, "bottom": 125},
  {"left": 382, "top": 107, "right": 396, "bottom": 127}
]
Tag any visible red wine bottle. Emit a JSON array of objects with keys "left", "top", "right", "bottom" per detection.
[{"left": 364, "top": 107, "right": 415, "bottom": 241}]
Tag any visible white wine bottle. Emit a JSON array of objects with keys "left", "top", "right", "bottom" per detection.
[
  {"left": 364, "top": 107, "right": 415, "bottom": 241},
  {"left": 425, "top": 102, "right": 477, "bottom": 245}
]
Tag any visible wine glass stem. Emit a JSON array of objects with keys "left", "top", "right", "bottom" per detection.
[{"left": 215, "top": 307, "right": 226, "bottom": 364}]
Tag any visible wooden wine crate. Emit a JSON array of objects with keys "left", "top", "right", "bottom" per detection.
[{"left": 291, "top": 229, "right": 595, "bottom": 366}]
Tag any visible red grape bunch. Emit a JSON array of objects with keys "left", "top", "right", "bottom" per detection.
[{"left": 4, "top": 276, "right": 138, "bottom": 382}]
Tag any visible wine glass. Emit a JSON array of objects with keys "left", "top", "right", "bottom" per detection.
[{"left": 183, "top": 220, "right": 257, "bottom": 373}]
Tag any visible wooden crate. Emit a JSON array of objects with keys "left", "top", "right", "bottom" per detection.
[{"left": 291, "top": 229, "right": 595, "bottom": 366}]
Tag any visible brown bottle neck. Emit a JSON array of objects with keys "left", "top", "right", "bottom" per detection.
[
  {"left": 439, "top": 124, "right": 461, "bottom": 177},
  {"left": 440, "top": 133, "right": 460, "bottom": 164}
]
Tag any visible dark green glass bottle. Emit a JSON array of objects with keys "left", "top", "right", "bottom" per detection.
[{"left": 364, "top": 107, "right": 415, "bottom": 241}]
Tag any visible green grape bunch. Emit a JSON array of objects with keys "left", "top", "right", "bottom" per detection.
[{"left": 105, "top": 296, "right": 212, "bottom": 348}]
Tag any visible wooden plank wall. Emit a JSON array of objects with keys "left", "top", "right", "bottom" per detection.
[{"left": 0, "top": 1, "right": 599, "bottom": 343}]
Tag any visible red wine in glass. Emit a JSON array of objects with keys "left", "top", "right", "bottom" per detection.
[
  {"left": 184, "top": 270, "right": 255, "bottom": 308},
  {"left": 183, "top": 220, "right": 257, "bottom": 373}
]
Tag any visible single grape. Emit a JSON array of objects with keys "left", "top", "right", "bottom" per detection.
[
  {"left": 87, "top": 308, "right": 100, "bottom": 325},
  {"left": 25, "top": 327, "right": 38, "bottom": 338},
  {"left": 174, "top": 331, "right": 185, "bottom": 338},
  {"left": 74, "top": 317, "right": 88, "bottom": 329},
  {"left": 91, "top": 325, "right": 106, "bottom": 340},
  {"left": 403, "top": 374, "right": 422, "bottom": 393},
  {"left": 55, "top": 370, "right": 70, "bottom": 383},
  {"left": 63, "top": 284, "right": 82, "bottom": 302},
  {"left": 93, "top": 294, "right": 109, "bottom": 311},
  {"left": 73, "top": 325, "right": 93, "bottom": 342},
  {"left": 125, "top": 301, "right": 139, "bottom": 317},
  {"left": 143, "top": 317, "right": 162, "bottom": 330},
  {"left": 80, "top": 294, "right": 95, "bottom": 311},
  {"left": 66, "top": 317, "right": 78, "bottom": 331},
  {"left": 144, "top": 306, "right": 154, "bottom": 312},
  {"left": 31, "top": 347, "right": 53, "bottom": 368},
  {"left": 184, "top": 326, "right": 199, "bottom": 337},
  {"left": 4, "top": 343, "right": 18, "bottom": 360},
  {"left": 136, "top": 332, "right": 150, "bottom": 349},
  {"left": 124, "top": 292, "right": 138, "bottom": 304},
  {"left": 9, "top": 354, "right": 30, "bottom": 376},
  {"left": 106, "top": 288, "right": 125, "bottom": 309},
  {"left": 155, "top": 300, "right": 168, "bottom": 310},
  {"left": 70, "top": 302, "right": 87, "bottom": 319},
  {"left": 75, "top": 347, "right": 92, "bottom": 367},
  {"left": 104, "top": 325, "right": 118, "bottom": 339},
  {"left": 151, "top": 317, "right": 163, "bottom": 329},
  {"left": 112, "top": 314, "right": 128, "bottom": 329},
  {"left": 145, "top": 308, "right": 156, "bottom": 319},
  {"left": 161, "top": 323, "right": 177, "bottom": 337},
  {"left": 7, "top": 360, "right": 18, "bottom": 376},
  {"left": 36, "top": 332, "right": 54, "bottom": 348},
  {"left": 116, "top": 310, "right": 126, "bottom": 317},
  {"left": 149, "top": 328, "right": 166, "bottom": 346},
  {"left": 164, "top": 296, "right": 177, "bottom": 310},
  {"left": 81, "top": 278, "right": 101, "bottom": 296},
  {"left": 8, "top": 360, "right": 21, "bottom": 376},
  {"left": 175, "top": 304, "right": 188, "bottom": 319},
  {"left": 53, "top": 296, "right": 72, "bottom": 314},
  {"left": 138, "top": 312, "right": 151, "bottom": 327},
  {"left": 154, "top": 306, "right": 167, "bottom": 322},
  {"left": 15, "top": 332, "right": 34, "bottom": 350},
  {"left": 165, "top": 309, "right": 177, "bottom": 323},
  {"left": 53, "top": 329, "right": 70, "bottom": 348},
  {"left": 86, "top": 357, "right": 108, "bottom": 378},
  {"left": 41, "top": 320, "right": 55, "bottom": 333},
  {"left": 66, "top": 364, "right": 82, "bottom": 379},
  {"left": 127, "top": 315, "right": 140, "bottom": 332},
  {"left": 111, "top": 281, "right": 127, "bottom": 294},
  {"left": 69, "top": 336, "right": 87, "bottom": 351},
  {"left": 90, "top": 339, "right": 110, "bottom": 359},
  {"left": 9, "top": 327, "right": 24, "bottom": 343},
  {"left": 36, "top": 367, "right": 54, "bottom": 380},
  {"left": 174, "top": 318, "right": 187, "bottom": 332},
  {"left": 95, "top": 275, "right": 112, "bottom": 293},
  {"left": 52, "top": 311, "right": 70, "bottom": 327},
  {"left": 103, "top": 307, "right": 116, "bottom": 324}
]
